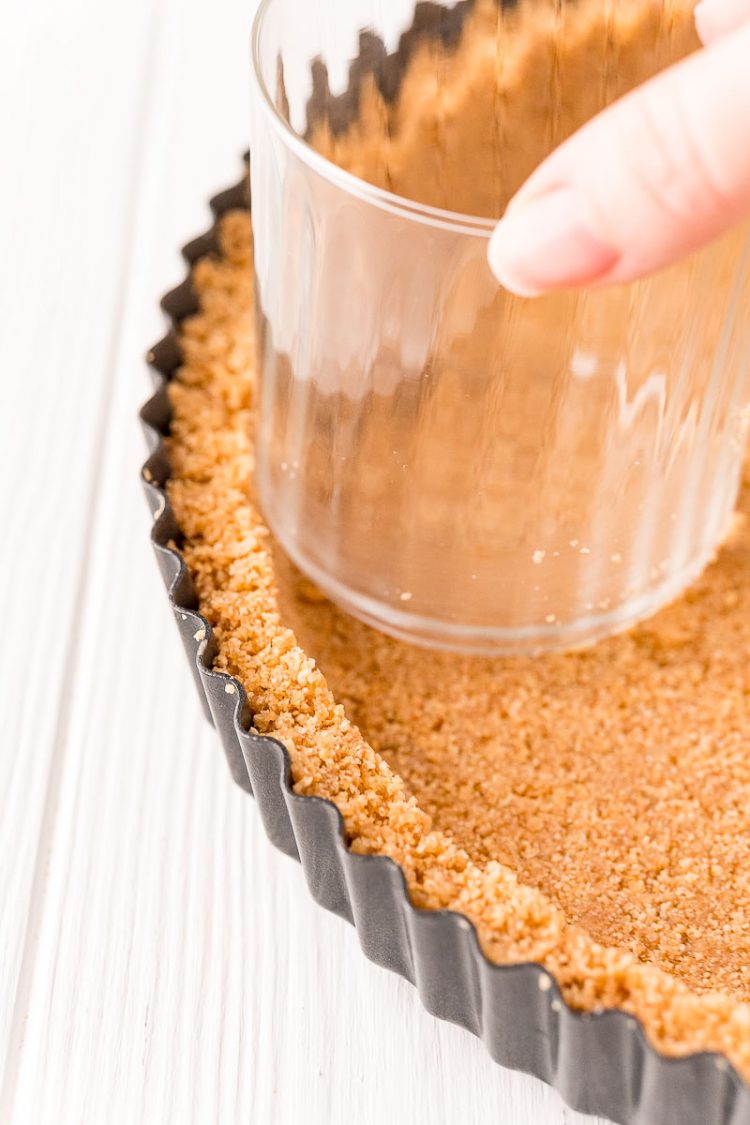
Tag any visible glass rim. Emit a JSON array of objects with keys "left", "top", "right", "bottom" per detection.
[{"left": 250, "top": 0, "right": 497, "bottom": 238}]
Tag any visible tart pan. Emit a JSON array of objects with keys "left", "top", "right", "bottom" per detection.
[{"left": 140, "top": 158, "right": 750, "bottom": 1125}]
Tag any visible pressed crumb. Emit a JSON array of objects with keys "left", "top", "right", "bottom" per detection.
[{"left": 167, "top": 208, "right": 750, "bottom": 1077}]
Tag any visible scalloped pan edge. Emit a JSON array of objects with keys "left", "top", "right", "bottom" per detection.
[{"left": 138, "top": 154, "right": 750, "bottom": 1125}]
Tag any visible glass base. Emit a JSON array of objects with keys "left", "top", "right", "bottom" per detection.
[{"left": 269, "top": 521, "right": 718, "bottom": 656}]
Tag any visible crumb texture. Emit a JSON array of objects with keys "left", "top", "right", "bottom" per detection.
[
  {"left": 309, "top": 0, "right": 699, "bottom": 217},
  {"left": 166, "top": 209, "right": 750, "bottom": 1076}
]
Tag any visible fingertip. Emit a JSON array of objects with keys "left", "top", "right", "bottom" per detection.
[
  {"left": 488, "top": 223, "right": 546, "bottom": 297},
  {"left": 488, "top": 189, "right": 620, "bottom": 297},
  {"left": 695, "top": 0, "right": 718, "bottom": 44},
  {"left": 694, "top": 0, "right": 750, "bottom": 44}
]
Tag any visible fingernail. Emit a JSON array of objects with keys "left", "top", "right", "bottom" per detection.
[
  {"left": 694, "top": 0, "right": 709, "bottom": 39},
  {"left": 694, "top": 0, "right": 748, "bottom": 44},
  {"left": 488, "top": 187, "right": 620, "bottom": 297},
  {"left": 694, "top": 0, "right": 720, "bottom": 43}
]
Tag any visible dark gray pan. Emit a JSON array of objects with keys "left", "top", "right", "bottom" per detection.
[{"left": 140, "top": 19, "right": 750, "bottom": 1111}]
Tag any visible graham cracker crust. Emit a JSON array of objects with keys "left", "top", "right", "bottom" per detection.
[{"left": 167, "top": 209, "right": 750, "bottom": 1077}]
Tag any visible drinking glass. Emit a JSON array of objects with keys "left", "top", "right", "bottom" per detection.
[{"left": 250, "top": 0, "right": 750, "bottom": 654}]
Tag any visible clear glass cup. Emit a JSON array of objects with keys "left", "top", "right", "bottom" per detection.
[{"left": 250, "top": 0, "right": 750, "bottom": 655}]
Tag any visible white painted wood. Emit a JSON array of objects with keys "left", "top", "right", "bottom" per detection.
[
  {"left": 0, "top": 0, "right": 612, "bottom": 1121},
  {"left": 0, "top": 0, "right": 171, "bottom": 1084}
]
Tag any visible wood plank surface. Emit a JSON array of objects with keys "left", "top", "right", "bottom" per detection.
[{"left": 0, "top": 1, "right": 611, "bottom": 1121}]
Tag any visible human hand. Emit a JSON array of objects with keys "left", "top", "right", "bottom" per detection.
[{"left": 488, "top": 0, "right": 750, "bottom": 296}]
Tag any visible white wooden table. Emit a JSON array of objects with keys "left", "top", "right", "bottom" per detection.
[{"left": 0, "top": 1, "right": 612, "bottom": 1121}]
